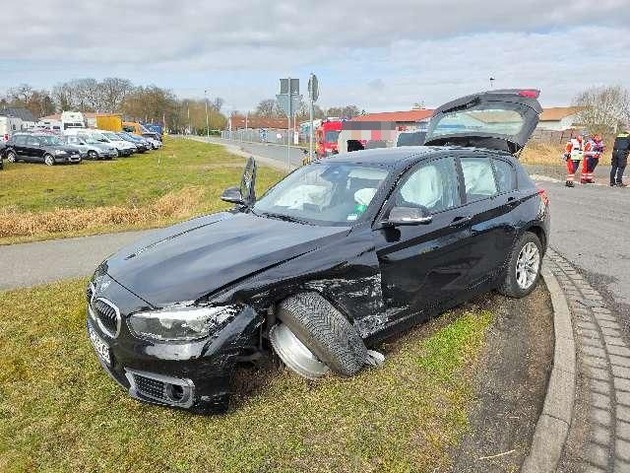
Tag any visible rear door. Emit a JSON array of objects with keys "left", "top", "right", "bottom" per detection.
[
  {"left": 455, "top": 154, "right": 519, "bottom": 288},
  {"left": 424, "top": 89, "right": 542, "bottom": 155}
]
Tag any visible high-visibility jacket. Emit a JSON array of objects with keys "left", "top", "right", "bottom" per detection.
[
  {"left": 584, "top": 138, "right": 604, "bottom": 159},
  {"left": 565, "top": 137, "right": 583, "bottom": 160},
  {"left": 613, "top": 132, "right": 630, "bottom": 158}
]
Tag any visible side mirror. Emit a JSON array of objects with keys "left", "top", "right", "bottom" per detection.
[
  {"left": 221, "top": 186, "right": 244, "bottom": 205},
  {"left": 385, "top": 206, "right": 433, "bottom": 226}
]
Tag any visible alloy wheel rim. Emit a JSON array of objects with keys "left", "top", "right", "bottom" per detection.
[
  {"left": 515, "top": 241, "right": 540, "bottom": 290},
  {"left": 45, "top": 155, "right": 54, "bottom": 166},
  {"left": 7, "top": 152, "right": 15, "bottom": 162},
  {"left": 269, "top": 323, "right": 329, "bottom": 380}
]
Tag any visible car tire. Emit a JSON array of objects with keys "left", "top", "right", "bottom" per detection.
[
  {"left": 6, "top": 151, "right": 16, "bottom": 163},
  {"left": 273, "top": 292, "right": 368, "bottom": 377},
  {"left": 44, "top": 154, "right": 55, "bottom": 166},
  {"left": 498, "top": 231, "right": 543, "bottom": 298},
  {"left": 88, "top": 150, "right": 98, "bottom": 160}
]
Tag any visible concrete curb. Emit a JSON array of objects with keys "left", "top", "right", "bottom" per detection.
[{"left": 521, "top": 261, "right": 576, "bottom": 472}]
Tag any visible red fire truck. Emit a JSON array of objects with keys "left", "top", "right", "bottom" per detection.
[{"left": 315, "top": 118, "right": 343, "bottom": 158}]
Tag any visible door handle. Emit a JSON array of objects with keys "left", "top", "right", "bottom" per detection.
[
  {"left": 506, "top": 196, "right": 518, "bottom": 208},
  {"left": 449, "top": 215, "right": 472, "bottom": 228}
]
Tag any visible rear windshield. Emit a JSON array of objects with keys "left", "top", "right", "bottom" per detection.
[{"left": 430, "top": 108, "right": 524, "bottom": 138}]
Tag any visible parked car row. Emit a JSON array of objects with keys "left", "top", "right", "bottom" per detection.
[{"left": 0, "top": 128, "right": 163, "bottom": 167}]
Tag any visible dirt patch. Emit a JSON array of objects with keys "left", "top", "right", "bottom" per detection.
[{"left": 450, "top": 284, "right": 554, "bottom": 472}]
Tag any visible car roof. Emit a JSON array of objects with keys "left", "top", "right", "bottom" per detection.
[{"left": 320, "top": 145, "right": 515, "bottom": 169}]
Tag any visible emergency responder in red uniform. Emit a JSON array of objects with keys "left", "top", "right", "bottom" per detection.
[
  {"left": 611, "top": 130, "right": 630, "bottom": 187},
  {"left": 581, "top": 134, "right": 605, "bottom": 184},
  {"left": 563, "top": 135, "right": 583, "bottom": 187}
]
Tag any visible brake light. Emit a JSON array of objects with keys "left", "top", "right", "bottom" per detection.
[
  {"left": 518, "top": 89, "right": 540, "bottom": 99},
  {"left": 538, "top": 188, "right": 549, "bottom": 206}
]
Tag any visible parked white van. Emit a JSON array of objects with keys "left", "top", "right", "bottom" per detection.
[{"left": 0, "top": 116, "right": 23, "bottom": 142}]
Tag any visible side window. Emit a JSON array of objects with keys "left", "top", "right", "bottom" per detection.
[
  {"left": 26, "top": 137, "right": 40, "bottom": 147},
  {"left": 460, "top": 157, "right": 498, "bottom": 202},
  {"left": 14, "top": 135, "right": 26, "bottom": 145},
  {"left": 396, "top": 156, "right": 461, "bottom": 213},
  {"left": 492, "top": 158, "right": 516, "bottom": 193}
]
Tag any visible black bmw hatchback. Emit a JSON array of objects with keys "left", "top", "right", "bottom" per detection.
[{"left": 87, "top": 90, "right": 550, "bottom": 413}]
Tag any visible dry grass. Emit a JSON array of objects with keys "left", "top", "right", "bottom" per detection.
[
  {"left": 521, "top": 140, "right": 612, "bottom": 165},
  {"left": 0, "top": 187, "right": 205, "bottom": 238}
]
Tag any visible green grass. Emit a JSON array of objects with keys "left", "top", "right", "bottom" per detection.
[
  {"left": 0, "top": 279, "right": 492, "bottom": 472},
  {"left": 0, "top": 138, "right": 284, "bottom": 243}
]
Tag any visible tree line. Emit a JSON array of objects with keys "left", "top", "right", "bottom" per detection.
[{"left": 0, "top": 78, "right": 366, "bottom": 133}]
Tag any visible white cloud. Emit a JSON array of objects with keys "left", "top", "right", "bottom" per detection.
[{"left": 1, "top": 1, "right": 629, "bottom": 111}]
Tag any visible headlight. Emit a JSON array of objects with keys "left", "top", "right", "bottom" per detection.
[
  {"left": 54, "top": 149, "right": 67, "bottom": 155},
  {"left": 127, "top": 305, "right": 239, "bottom": 341}
]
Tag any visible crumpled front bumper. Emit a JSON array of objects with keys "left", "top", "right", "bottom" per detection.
[{"left": 86, "top": 304, "right": 262, "bottom": 414}]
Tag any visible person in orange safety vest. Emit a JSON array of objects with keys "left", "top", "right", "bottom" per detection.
[
  {"left": 581, "top": 134, "right": 605, "bottom": 184},
  {"left": 563, "top": 135, "right": 583, "bottom": 187}
]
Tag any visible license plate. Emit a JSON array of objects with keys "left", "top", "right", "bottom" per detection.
[{"left": 88, "top": 323, "right": 111, "bottom": 365}]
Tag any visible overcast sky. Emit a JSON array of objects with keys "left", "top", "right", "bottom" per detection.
[{"left": 2, "top": 0, "right": 629, "bottom": 112}]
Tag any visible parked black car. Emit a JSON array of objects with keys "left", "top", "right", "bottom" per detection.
[
  {"left": 86, "top": 90, "right": 549, "bottom": 414},
  {"left": 5, "top": 133, "right": 82, "bottom": 165}
]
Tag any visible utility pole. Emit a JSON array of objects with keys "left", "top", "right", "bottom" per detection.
[{"left": 204, "top": 89, "right": 210, "bottom": 139}]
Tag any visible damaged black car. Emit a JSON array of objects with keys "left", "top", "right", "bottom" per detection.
[{"left": 86, "top": 89, "right": 550, "bottom": 413}]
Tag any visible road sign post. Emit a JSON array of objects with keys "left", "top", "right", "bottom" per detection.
[
  {"left": 308, "top": 74, "right": 319, "bottom": 162},
  {"left": 277, "top": 78, "right": 302, "bottom": 169}
]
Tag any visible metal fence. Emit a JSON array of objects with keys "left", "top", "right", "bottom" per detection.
[{"left": 221, "top": 128, "right": 308, "bottom": 145}]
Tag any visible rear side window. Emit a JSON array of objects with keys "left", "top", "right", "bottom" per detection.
[
  {"left": 460, "top": 157, "right": 498, "bottom": 202},
  {"left": 26, "top": 137, "right": 40, "bottom": 146},
  {"left": 492, "top": 158, "right": 516, "bottom": 193},
  {"left": 13, "top": 135, "right": 27, "bottom": 145}
]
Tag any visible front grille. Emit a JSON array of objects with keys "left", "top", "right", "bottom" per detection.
[{"left": 93, "top": 298, "right": 120, "bottom": 337}]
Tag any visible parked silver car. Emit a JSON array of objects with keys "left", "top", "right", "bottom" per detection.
[{"left": 64, "top": 135, "right": 118, "bottom": 160}]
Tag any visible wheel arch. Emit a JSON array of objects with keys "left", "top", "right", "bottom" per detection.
[{"left": 523, "top": 224, "right": 547, "bottom": 255}]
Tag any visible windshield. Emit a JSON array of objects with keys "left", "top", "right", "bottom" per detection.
[
  {"left": 40, "top": 136, "right": 64, "bottom": 146},
  {"left": 90, "top": 133, "right": 109, "bottom": 142},
  {"left": 429, "top": 108, "right": 524, "bottom": 138},
  {"left": 325, "top": 131, "right": 340, "bottom": 143},
  {"left": 103, "top": 132, "right": 121, "bottom": 141},
  {"left": 253, "top": 163, "right": 389, "bottom": 225},
  {"left": 82, "top": 136, "right": 100, "bottom": 144}
]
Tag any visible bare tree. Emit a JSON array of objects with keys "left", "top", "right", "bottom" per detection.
[
  {"left": 99, "top": 77, "right": 134, "bottom": 113},
  {"left": 325, "top": 105, "right": 361, "bottom": 118},
  {"left": 574, "top": 85, "right": 630, "bottom": 135},
  {"left": 254, "top": 99, "right": 281, "bottom": 117}
]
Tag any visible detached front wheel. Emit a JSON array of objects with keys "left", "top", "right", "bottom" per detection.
[
  {"left": 499, "top": 232, "right": 543, "bottom": 298},
  {"left": 270, "top": 292, "right": 367, "bottom": 379}
]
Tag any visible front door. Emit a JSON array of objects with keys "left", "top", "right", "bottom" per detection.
[{"left": 24, "top": 136, "right": 43, "bottom": 162}]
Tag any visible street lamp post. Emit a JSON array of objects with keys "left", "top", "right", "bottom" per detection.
[{"left": 204, "top": 89, "right": 210, "bottom": 139}]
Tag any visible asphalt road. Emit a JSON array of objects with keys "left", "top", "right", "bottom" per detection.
[
  {"left": 1, "top": 139, "right": 629, "bottom": 327},
  {"left": 535, "top": 177, "right": 630, "bottom": 323},
  {"left": 0, "top": 230, "right": 156, "bottom": 290}
]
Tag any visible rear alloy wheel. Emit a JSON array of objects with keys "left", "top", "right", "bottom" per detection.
[
  {"left": 44, "top": 154, "right": 55, "bottom": 166},
  {"left": 6, "top": 151, "right": 16, "bottom": 163},
  {"left": 270, "top": 292, "right": 368, "bottom": 379},
  {"left": 88, "top": 150, "right": 98, "bottom": 160},
  {"left": 499, "top": 232, "right": 542, "bottom": 298}
]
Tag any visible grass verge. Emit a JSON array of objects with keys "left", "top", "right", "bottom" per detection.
[
  {"left": 0, "top": 138, "right": 284, "bottom": 244},
  {"left": 0, "top": 279, "right": 492, "bottom": 472}
]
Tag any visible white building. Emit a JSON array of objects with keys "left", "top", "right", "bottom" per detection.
[{"left": 537, "top": 107, "right": 581, "bottom": 131}]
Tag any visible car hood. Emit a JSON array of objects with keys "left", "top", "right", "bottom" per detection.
[{"left": 104, "top": 211, "right": 350, "bottom": 307}]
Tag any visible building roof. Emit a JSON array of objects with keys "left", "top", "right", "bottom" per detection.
[
  {"left": 0, "top": 107, "right": 37, "bottom": 122},
  {"left": 229, "top": 115, "right": 288, "bottom": 129},
  {"left": 350, "top": 109, "right": 434, "bottom": 123},
  {"left": 539, "top": 107, "right": 581, "bottom": 121}
]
